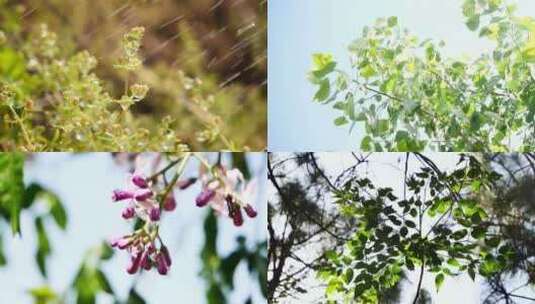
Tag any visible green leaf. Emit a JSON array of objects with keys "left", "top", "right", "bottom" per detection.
[
  {"left": 435, "top": 273, "right": 445, "bottom": 291},
  {"left": 201, "top": 212, "right": 218, "bottom": 263},
  {"left": 221, "top": 249, "right": 245, "bottom": 288},
  {"left": 126, "top": 288, "right": 146, "bottom": 304},
  {"left": 485, "top": 237, "right": 500, "bottom": 248},
  {"left": 468, "top": 267, "right": 476, "bottom": 281},
  {"left": 471, "top": 226, "right": 486, "bottom": 239},
  {"left": 28, "top": 286, "right": 58, "bottom": 304},
  {"left": 344, "top": 268, "right": 354, "bottom": 284},
  {"left": 95, "top": 270, "right": 113, "bottom": 294},
  {"left": 361, "top": 136, "right": 373, "bottom": 151},
  {"left": 22, "top": 183, "right": 44, "bottom": 209},
  {"left": 311, "top": 53, "right": 336, "bottom": 75},
  {"left": 360, "top": 65, "right": 377, "bottom": 79},
  {"left": 0, "top": 153, "right": 25, "bottom": 235},
  {"left": 387, "top": 16, "right": 398, "bottom": 27},
  {"left": 314, "top": 79, "right": 330, "bottom": 102},
  {"left": 334, "top": 116, "right": 349, "bottom": 126},
  {"left": 99, "top": 242, "right": 114, "bottom": 260},
  {"left": 466, "top": 15, "right": 480, "bottom": 31},
  {"left": 447, "top": 258, "right": 460, "bottom": 267},
  {"left": 0, "top": 233, "right": 6, "bottom": 266},
  {"left": 45, "top": 192, "right": 68, "bottom": 230},
  {"left": 377, "top": 119, "right": 389, "bottom": 134},
  {"left": 400, "top": 226, "right": 408, "bottom": 237},
  {"left": 480, "top": 258, "right": 500, "bottom": 276},
  {"left": 207, "top": 283, "right": 225, "bottom": 304},
  {"left": 405, "top": 220, "right": 416, "bottom": 228},
  {"left": 35, "top": 217, "right": 51, "bottom": 277}
]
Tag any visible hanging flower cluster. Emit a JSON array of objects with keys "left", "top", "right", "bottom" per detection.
[
  {"left": 109, "top": 153, "right": 258, "bottom": 275},
  {"left": 196, "top": 165, "right": 258, "bottom": 226},
  {"left": 110, "top": 166, "right": 177, "bottom": 275}
]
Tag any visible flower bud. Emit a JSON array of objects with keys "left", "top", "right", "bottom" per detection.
[
  {"left": 121, "top": 207, "right": 136, "bottom": 219},
  {"left": 131, "top": 174, "right": 148, "bottom": 188},
  {"left": 156, "top": 253, "right": 169, "bottom": 275},
  {"left": 232, "top": 208, "right": 244, "bottom": 227},
  {"left": 147, "top": 242, "right": 156, "bottom": 253},
  {"left": 127, "top": 251, "right": 143, "bottom": 274},
  {"left": 149, "top": 207, "right": 161, "bottom": 221},
  {"left": 226, "top": 196, "right": 243, "bottom": 227},
  {"left": 244, "top": 204, "right": 258, "bottom": 218},
  {"left": 112, "top": 189, "right": 134, "bottom": 202},
  {"left": 110, "top": 236, "right": 132, "bottom": 249},
  {"left": 140, "top": 249, "right": 152, "bottom": 270},
  {"left": 195, "top": 189, "right": 215, "bottom": 207},
  {"left": 134, "top": 189, "right": 153, "bottom": 201},
  {"left": 161, "top": 246, "right": 172, "bottom": 267},
  {"left": 117, "top": 238, "right": 132, "bottom": 249},
  {"left": 176, "top": 177, "right": 197, "bottom": 190},
  {"left": 163, "top": 195, "right": 177, "bottom": 211}
]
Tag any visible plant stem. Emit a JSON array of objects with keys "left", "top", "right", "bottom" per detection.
[
  {"left": 160, "top": 153, "right": 191, "bottom": 205},
  {"left": 412, "top": 259, "right": 425, "bottom": 304},
  {"left": 9, "top": 105, "right": 34, "bottom": 150},
  {"left": 149, "top": 157, "right": 183, "bottom": 181},
  {"left": 193, "top": 152, "right": 213, "bottom": 170}
]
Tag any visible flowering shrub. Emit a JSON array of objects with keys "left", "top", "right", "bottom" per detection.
[
  {"left": 109, "top": 153, "right": 258, "bottom": 275},
  {"left": 0, "top": 1, "right": 266, "bottom": 151}
]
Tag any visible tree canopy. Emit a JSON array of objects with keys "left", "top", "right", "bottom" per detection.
[{"left": 310, "top": 0, "right": 535, "bottom": 152}]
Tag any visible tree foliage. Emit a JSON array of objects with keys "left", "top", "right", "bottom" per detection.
[
  {"left": 320, "top": 154, "right": 515, "bottom": 303},
  {"left": 310, "top": 0, "right": 535, "bottom": 151}
]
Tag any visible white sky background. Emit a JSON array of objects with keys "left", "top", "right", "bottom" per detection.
[
  {"left": 269, "top": 152, "right": 535, "bottom": 304},
  {"left": 0, "top": 153, "right": 267, "bottom": 304}
]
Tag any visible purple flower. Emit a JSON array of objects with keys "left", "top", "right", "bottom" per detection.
[
  {"left": 122, "top": 207, "right": 136, "bottom": 219},
  {"left": 195, "top": 189, "right": 215, "bottom": 207},
  {"left": 163, "top": 195, "right": 177, "bottom": 211},
  {"left": 131, "top": 174, "right": 149, "bottom": 189},
  {"left": 244, "top": 204, "right": 258, "bottom": 218},
  {"left": 134, "top": 189, "right": 153, "bottom": 201},
  {"left": 156, "top": 252, "right": 169, "bottom": 275},
  {"left": 112, "top": 190, "right": 134, "bottom": 202},
  {"left": 226, "top": 196, "right": 243, "bottom": 227},
  {"left": 176, "top": 177, "right": 197, "bottom": 190},
  {"left": 140, "top": 249, "right": 152, "bottom": 270},
  {"left": 232, "top": 209, "right": 244, "bottom": 227},
  {"left": 127, "top": 250, "right": 143, "bottom": 274},
  {"left": 109, "top": 236, "right": 132, "bottom": 250},
  {"left": 149, "top": 207, "right": 161, "bottom": 221}
]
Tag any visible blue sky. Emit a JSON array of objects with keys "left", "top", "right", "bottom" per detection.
[
  {"left": 0, "top": 153, "right": 267, "bottom": 304},
  {"left": 268, "top": 0, "right": 535, "bottom": 151}
]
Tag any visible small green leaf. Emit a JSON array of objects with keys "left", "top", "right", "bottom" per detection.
[
  {"left": 360, "top": 65, "right": 377, "bottom": 79},
  {"left": 447, "top": 258, "right": 460, "bottom": 267},
  {"left": 468, "top": 268, "right": 476, "bottom": 281},
  {"left": 126, "top": 288, "right": 146, "bottom": 304},
  {"left": 361, "top": 136, "right": 373, "bottom": 151},
  {"left": 0, "top": 153, "right": 25, "bottom": 235},
  {"left": 466, "top": 15, "right": 480, "bottom": 31},
  {"left": 45, "top": 192, "right": 67, "bottom": 230},
  {"left": 334, "top": 116, "right": 349, "bottom": 126},
  {"left": 96, "top": 270, "right": 113, "bottom": 294},
  {"left": 35, "top": 217, "right": 51, "bottom": 277},
  {"left": 314, "top": 79, "right": 330, "bottom": 102},
  {"left": 435, "top": 273, "right": 445, "bottom": 291},
  {"left": 387, "top": 16, "right": 398, "bottom": 27}
]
